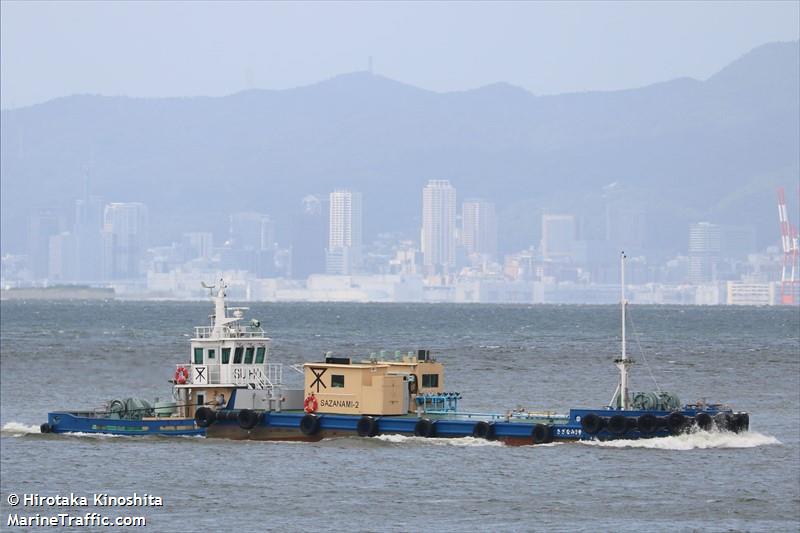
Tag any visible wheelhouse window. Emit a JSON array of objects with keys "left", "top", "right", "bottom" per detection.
[
  {"left": 221, "top": 348, "right": 231, "bottom": 364},
  {"left": 255, "top": 346, "right": 266, "bottom": 364},
  {"left": 331, "top": 375, "right": 345, "bottom": 388},
  {"left": 233, "top": 347, "right": 243, "bottom": 364},
  {"left": 193, "top": 348, "right": 203, "bottom": 364},
  {"left": 244, "top": 347, "right": 255, "bottom": 364},
  {"left": 208, "top": 349, "right": 215, "bottom": 360},
  {"left": 422, "top": 374, "right": 439, "bottom": 388}
]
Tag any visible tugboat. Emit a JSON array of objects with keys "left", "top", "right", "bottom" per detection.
[{"left": 42, "top": 254, "right": 749, "bottom": 444}]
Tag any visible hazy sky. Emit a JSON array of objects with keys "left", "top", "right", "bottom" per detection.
[{"left": 1, "top": 1, "right": 798, "bottom": 109}]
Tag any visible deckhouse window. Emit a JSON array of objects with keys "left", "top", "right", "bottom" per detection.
[
  {"left": 422, "top": 374, "right": 439, "bottom": 388},
  {"left": 255, "top": 346, "right": 266, "bottom": 364},
  {"left": 244, "top": 347, "right": 255, "bottom": 364},
  {"left": 332, "top": 375, "right": 345, "bottom": 388},
  {"left": 233, "top": 347, "right": 243, "bottom": 364},
  {"left": 221, "top": 348, "right": 231, "bottom": 364},
  {"left": 193, "top": 348, "right": 203, "bottom": 364},
  {"left": 208, "top": 349, "right": 215, "bottom": 360}
]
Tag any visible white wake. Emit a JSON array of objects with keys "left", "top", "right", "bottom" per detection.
[
  {"left": 372, "top": 434, "right": 505, "bottom": 447},
  {"left": 1, "top": 422, "right": 42, "bottom": 435},
  {"left": 580, "top": 430, "right": 780, "bottom": 450}
]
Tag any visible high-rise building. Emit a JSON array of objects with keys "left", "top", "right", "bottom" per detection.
[
  {"left": 229, "top": 212, "right": 275, "bottom": 251},
  {"left": 49, "top": 232, "right": 78, "bottom": 281},
  {"left": 101, "top": 202, "right": 149, "bottom": 280},
  {"left": 541, "top": 214, "right": 576, "bottom": 261},
  {"left": 291, "top": 195, "right": 327, "bottom": 279},
  {"left": 182, "top": 232, "right": 214, "bottom": 260},
  {"left": 461, "top": 199, "right": 497, "bottom": 260},
  {"left": 74, "top": 195, "right": 104, "bottom": 281},
  {"left": 326, "top": 190, "right": 362, "bottom": 275},
  {"left": 421, "top": 180, "right": 457, "bottom": 274},
  {"left": 688, "top": 222, "right": 721, "bottom": 283},
  {"left": 27, "top": 207, "right": 64, "bottom": 279}
]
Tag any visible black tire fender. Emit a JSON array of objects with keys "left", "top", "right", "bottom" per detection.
[
  {"left": 356, "top": 416, "right": 379, "bottom": 437},
  {"left": 237, "top": 409, "right": 259, "bottom": 430},
  {"left": 195, "top": 407, "right": 217, "bottom": 428},
  {"left": 607, "top": 414, "right": 628, "bottom": 435},
  {"left": 472, "top": 421, "right": 494, "bottom": 440},
  {"left": 580, "top": 413, "right": 604, "bottom": 435},
  {"left": 414, "top": 418, "right": 435, "bottom": 438},
  {"left": 637, "top": 414, "right": 658, "bottom": 434},
  {"left": 714, "top": 412, "right": 733, "bottom": 432},
  {"left": 695, "top": 412, "right": 713, "bottom": 431},
  {"left": 666, "top": 412, "right": 687, "bottom": 434},
  {"left": 732, "top": 412, "right": 749, "bottom": 433},
  {"left": 531, "top": 424, "right": 552, "bottom": 444},
  {"left": 300, "top": 413, "right": 321, "bottom": 436}
]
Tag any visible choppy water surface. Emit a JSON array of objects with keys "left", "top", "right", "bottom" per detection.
[{"left": 1, "top": 301, "right": 798, "bottom": 532}]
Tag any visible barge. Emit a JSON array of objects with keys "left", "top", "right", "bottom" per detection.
[{"left": 41, "top": 254, "right": 749, "bottom": 445}]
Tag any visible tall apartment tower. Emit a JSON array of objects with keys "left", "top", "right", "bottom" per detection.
[
  {"left": 461, "top": 199, "right": 497, "bottom": 260},
  {"left": 27, "top": 207, "right": 64, "bottom": 279},
  {"left": 421, "top": 179, "right": 457, "bottom": 274},
  {"left": 291, "top": 195, "right": 327, "bottom": 279},
  {"left": 326, "top": 190, "right": 362, "bottom": 275},
  {"left": 101, "top": 202, "right": 149, "bottom": 280},
  {"left": 688, "top": 222, "right": 721, "bottom": 284},
  {"left": 74, "top": 195, "right": 104, "bottom": 281}
]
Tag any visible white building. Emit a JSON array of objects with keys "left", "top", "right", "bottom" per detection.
[
  {"left": 462, "top": 199, "right": 498, "bottom": 261},
  {"left": 726, "top": 281, "right": 777, "bottom": 306},
  {"left": 421, "top": 180, "right": 456, "bottom": 275},
  {"left": 688, "top": 222, "right": 721, "bottom": 284},
  {"left": 101, "top": 202, "right": 149, "bottom": 280},
  {"left": 326, "top": 190, "right": 362, "bottom": 275}
]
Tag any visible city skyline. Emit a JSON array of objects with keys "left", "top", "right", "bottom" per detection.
[{"left": 4, "top": 176, "right": 797, "bottom": 306}]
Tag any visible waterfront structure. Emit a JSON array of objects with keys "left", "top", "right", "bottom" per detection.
[
  {"left": 688, "top": 222, "right": 721, "bottom": 284},
  {"left": 461, "top": 199, "right": 497, "bottom": 260},
  {"left": 101, "top": 202, "right": 149, "bottom": 280},
  {"left": 421, "top": 180, "right": 457, "bottom": 275},
  {"left": 326, "top": 190, "right": 362, "bottom": 275},
  {"left": 726, "top": 281, "right": 777, "bottom": 306}
]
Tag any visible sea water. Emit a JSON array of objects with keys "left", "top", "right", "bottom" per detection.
[{"left": 1, "top": 301, "right": 798, "bottom": 531}]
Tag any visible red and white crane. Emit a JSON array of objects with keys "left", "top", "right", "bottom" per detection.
[{"left": 777, "top": 187, "right": 799, "bottom": 305}]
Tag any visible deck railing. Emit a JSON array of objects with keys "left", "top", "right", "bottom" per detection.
[
  {"left": 176, "top": 363, "right": 283, "bottom": 389},
  {"left": 193, "top": 325, "right": 267, "bottom": 339}
]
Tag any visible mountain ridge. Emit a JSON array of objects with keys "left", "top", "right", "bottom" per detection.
[{"left": 1, "top": 40, "right": 797, "bottom": 255}]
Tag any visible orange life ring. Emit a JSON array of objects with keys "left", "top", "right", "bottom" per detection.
[
  {"left": 304, "top": 395, "right": 318, "bottom": 413},
  {"left": 174, "top": 366, "right": 189, "bottom": 385}
]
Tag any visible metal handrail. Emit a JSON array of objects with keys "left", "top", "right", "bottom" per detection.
[
  {"left": 193, "top": 326, "right": 268, "bottom": 339},
  {"left": 174, "top": 362, "right": 283, "bottom": 389}
]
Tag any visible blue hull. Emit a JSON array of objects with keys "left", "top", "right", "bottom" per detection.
[
  {"left": 46, "top": 412, "right": 205, "bottom": 437},
  {"left": 45, "top": 406, "right": 745, "bottom": 444}
]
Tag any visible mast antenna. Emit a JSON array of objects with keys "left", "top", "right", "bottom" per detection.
[{"left": 610, "top": 251, "right": 633, "bottom": 410}]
